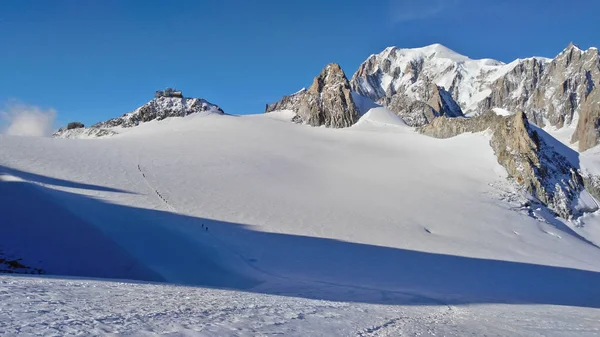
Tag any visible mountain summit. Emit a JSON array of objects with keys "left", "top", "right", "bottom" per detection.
[
  {"left": 350, "top": 43, "right": 600, "bottom": 151},
  {"left": 265, "top": 63, "right": 360, "bottom": 128},
  {"left": 53, "top": 91, "right": 224, "bottom": 138}
]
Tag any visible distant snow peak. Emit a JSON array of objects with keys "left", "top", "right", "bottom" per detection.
[{"left": 351, "top": 42, "right": 600, "bottom": 151}]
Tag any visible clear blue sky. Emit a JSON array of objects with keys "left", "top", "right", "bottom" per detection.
[{"left": 1, "top": 0, "right": 599, "bottom": 127}]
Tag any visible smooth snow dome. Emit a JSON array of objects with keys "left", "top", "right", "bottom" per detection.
[
  {"left": 263, "top": 109, "right": 297, "bottom": 121},
  {"left": 351, "top": 91, "right": 381, "bottom": 114},
  {"left": 2, "top": 112, "right": 600, "bottom": 335},
  {"left": 354, "top": 107, "right": 408, "bottom": 128}
]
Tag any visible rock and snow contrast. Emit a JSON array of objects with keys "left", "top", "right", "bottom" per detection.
[
  {"left": 53, "top": 92, "right": 224, "bottom": 139},
  {"left": 349, "top": 43, "right": 600, "bottom": 150},
  {"left": 265, "top": 63, "right": 360, "bottom": 128},
  {"left": 3, "top": 44, "right": 600, "bottom": 336}
]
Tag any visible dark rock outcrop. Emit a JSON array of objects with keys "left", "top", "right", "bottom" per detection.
[
  {"left": 266, "top": 63, "right": 359, "bottom": 128},
  {"left": 380, "top": 82, "right": 463, "bottom": 126},
  {"left": 66, "top": 122, "right": 85, "bottom": 130}
]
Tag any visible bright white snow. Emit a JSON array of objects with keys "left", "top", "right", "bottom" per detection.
[{"left": 2, "top": 111, "right": 600, "bottom": 335}]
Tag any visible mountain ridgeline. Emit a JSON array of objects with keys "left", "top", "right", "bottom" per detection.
[
  {"left": 268, "top": 43, "right": 600, "bottom": 152},
  {"left": 53, "top": 92, "right": 224, "bottom": 138},
  {"left": 264, "top": 43, "right": 600, "bottom": 219},
  {"left": 51, "top": 43, "right": 600, "bottom": 220}
]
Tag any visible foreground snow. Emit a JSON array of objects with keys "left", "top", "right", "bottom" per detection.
[
  {"left": 2, "top": 111, "right": 600, "bottom": 335},
  {"left": 2, "top": 275, "right": 599, "bottom": 337}
]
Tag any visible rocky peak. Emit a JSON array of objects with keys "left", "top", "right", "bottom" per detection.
[
  {"left": 307, "top": 63, "right": 347, "bottom": 94},
  {"left": 92, "top": 96, "right": 224, "bottom": 129},
  {"left": 265, "top": 63, "right": 359, "bottom": 128},
  {"left": 53, "top": 93, "right": 224, "bottom": 139}
]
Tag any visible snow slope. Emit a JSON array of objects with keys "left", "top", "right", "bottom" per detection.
[
  {"left": 3, "top": 275, "right": 600, "bottom": 336},
  {"left": 2, "top": 112, "right": 600, "bottom": 334},
  {"left": 353, "top": 107, "right": 408, "bottom": 129}
]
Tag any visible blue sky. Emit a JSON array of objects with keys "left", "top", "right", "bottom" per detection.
[{"left": 1, "top": 0, "right": 599, "bottom": 128}]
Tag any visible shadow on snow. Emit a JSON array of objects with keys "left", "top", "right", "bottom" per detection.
[
  {"left": 0, "top": 165, "right": 134, "bottom": 194},
  {"left": 1, "top": 165, "right": 600, "bottom": 309}
]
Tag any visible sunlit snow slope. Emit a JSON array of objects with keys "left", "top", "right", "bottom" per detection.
[{"left": 1, "top": 111, "right": 600, "bottom": 311}]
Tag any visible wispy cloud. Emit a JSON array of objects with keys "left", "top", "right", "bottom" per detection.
[
  {"left": 1, "top": 102, "right": 57, "bottom": 137},
  {"left": 389, "top": 0, "right": 459, "bottom": 23}
]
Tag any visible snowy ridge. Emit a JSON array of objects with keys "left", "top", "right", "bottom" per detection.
[
  {"left": 353, "top": 107, "right": 408, "bottom": 129},
  {"left": 351, "top": 43, "right": 511, "bottom": 113},
  {"left": 94, "top": 96, "right": 224, "bottom": 128},
  {"left": 352, "top": 43, "right": 600, "bottom": 151},
  {"left": 351, "top": 44, "right": 557, "bottom": 114},
  {"left": 53, "top": 96, "right": 224, "bottom": 139}
]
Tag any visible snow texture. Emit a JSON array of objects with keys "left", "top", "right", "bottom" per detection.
[{"left": 2, "top": 111, "right": 600, "bottom": 335}]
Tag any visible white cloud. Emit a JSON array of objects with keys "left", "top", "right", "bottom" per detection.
[
  {"left": 389, "top": 0, "right": 458, "bottom": 23},
  {"left": 1, "top": 102, "right": 57, "bottom": 137}
]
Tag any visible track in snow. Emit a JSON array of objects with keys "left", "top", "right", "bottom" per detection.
[{"left": 135, "top": 161, "right": 454, "bottom": 311}]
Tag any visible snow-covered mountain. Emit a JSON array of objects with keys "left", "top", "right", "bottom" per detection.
[
  {"left": 5, "top": 44, "right": 600, "bottom": 335},
  {"left": 53, "top": 95, "right": 224, "bottom": 138},
  {"left": 350, "top": 44, "right": 508, "bottom": 118},
  {"left": 350, "top": 43, "right": 600, "bottom": 151}
]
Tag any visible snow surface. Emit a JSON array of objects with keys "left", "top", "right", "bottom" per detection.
[
  {"left": 2, "top": 275, "right": 600, "bottom": 336},
  {"left": 263, "top": 109, "right": 297, "bottom": 122},
  {"left": 351, "top": 91, "right": 381, "bottom": 115},
  {"left": 353, "top": 107, "right": 408, "bottom": 129},
  {"left": 2, "top": 111, "right": 600, "bottom": 335}
]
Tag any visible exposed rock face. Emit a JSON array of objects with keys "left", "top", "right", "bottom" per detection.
[
  {"left": 351, "top": 44, "right": 491, "bottom": 125},
  {"left": 477, "top": 44, "right": 600, "bottom": 151},
  {"left": 573, "top": 86, "right": 600, "bottom": 151},
  {"left": 419, "top": 111, "right": 595, "bottom": 219},
  {"left": 53, "top": 96, "right": 224, "bottom": 139},
  {"left": 94, "top": 96, "right": 224, "bottom": 128},
  {"left": 265, "top": 64, "right": 359, "bottom": 128},
  {"left": 379, "top": 81, "right": 463, "bottom": 126},
  {"left": 351, "top": 43, "right": 600, "bottom": 151},
  {"left": 264, "top": 89, "right": 306, "bottom": 115}
]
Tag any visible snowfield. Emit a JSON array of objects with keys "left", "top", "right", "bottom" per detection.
[
  {"left": 2, "top": 110, "right": 600, "bottom": 335},
  {"left": 3, "top": 276, "right": 600, "bottom": 336}
]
